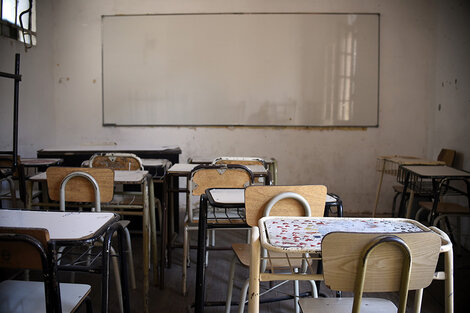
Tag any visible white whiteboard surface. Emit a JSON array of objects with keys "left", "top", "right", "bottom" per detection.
[{"left": 102, "top": 13, "right": 379, "bottom": 127}]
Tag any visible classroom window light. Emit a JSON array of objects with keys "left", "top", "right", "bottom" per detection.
[{"left": 1, "top": 0, "right": 37, "bottom": 49}]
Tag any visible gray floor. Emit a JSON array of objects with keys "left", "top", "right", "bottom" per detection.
[{"left": 71, "top": 228, "right": 468, "bottom": 313}]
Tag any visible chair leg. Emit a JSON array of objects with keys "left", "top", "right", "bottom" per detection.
[
  {"left": 238, "top": 278, "right": 250, "bottom": 313},
  {"left": 183, "top": 223, "right": 189, "bottom": 295},
  {"left": 6, "top": 177, "right": 17, "bottom": 208},
  {"left": 391, "top": 191, "right": 401, "bottom": 217},
  {"left": 123, "top": 227, "right": 136, "bottom": 289},
  {"left": 110, "top": 246, "right": 124, "bottom": 313},
  {"left": 210, "top": 229, "right": 216, "bottom": 246},
  {"left": 414, "top": 288, "right": 424, "bottom": 313},
  {"left": 225, "top": 256, "right": 238, "bottom": 313},
  {"left": 85, "top": 295, "right": 94, "bottom": 313},
  {"left": 150, "top": 198, "right": 159, "bottom": 286},
  {"left": 307, "top": 280, "right": 318, "bottom": 298},
  {"left": 294, "top": 269, "right": 300, "bottom": 313},
  {"left": 415, "top": 207, "right": 429, "bottom": 223}
]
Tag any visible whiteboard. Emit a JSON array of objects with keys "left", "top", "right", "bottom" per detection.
[{"left": 102, "top": 13, "right": 379, "bottom": 127}]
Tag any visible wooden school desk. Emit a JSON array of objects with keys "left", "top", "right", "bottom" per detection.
[
  {"left": 373, "top": 155, "right": 444, "bottom": 217},
  {"left": 397, "top": 165, "right": 470, "bottom": 221},
  {"left": 165, "top": 164, "right": 269, "bottom": 263},
  {"left": 25, "top": 170, "right": 155, "bottom": 313},
  {"left": 249, "top": 217, "right": 454, "bottom": 313},
  {"left": 188, "top": 157, "right": 279, "bottom": 185},
  {"left": 194, "top": 189, "right": 343, "bottom": 313},
  {"left": 0, "top": 209, "right": 130, "bottom": 313}
]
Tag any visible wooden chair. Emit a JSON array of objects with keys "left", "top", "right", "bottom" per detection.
[
  {"left": 89, "top": 152, "right": 144, "bottom": 170},
  {"left": 299, "top": 231, "right": 441, "bottom": 313},
  {"left": 88, "top": 152, "right": 161, "bottom": 284},
  {"left": 182, "top": 164, "right": 254, "bottom": 295},
  {"left": 46, "top": 166, "right": 136, "bottom": 311},
  {"left": 0, "top": 154, "right": 26, "bottom": 207},
  {"left": 391, "top": 148, "right": 456, "bottom": 217},
  {"left": 225, "top": 185, "right": 327, "bottom": 313},
  {"left": 0, "top": 227, "right": 92, "bottom": 313},
  {"left": 212, "top": 156, "right": 272, "bottom": 185}
]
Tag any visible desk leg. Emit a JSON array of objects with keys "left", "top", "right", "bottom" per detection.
[
  {"left": 142, "top": 179, "right": 150, "bottom": 313},
  {"left": 430, "top": 179, "right": 440, "bottom": 225},
  {"left": 102, "top": 222, "right": 131, "bottom": 313},
  {"left": 167, "top": 175, "right": 174, "bottom": 268},
  {"left": 25, "top": 180, "right": 33, "bottom": 209},
  {"left": 248, "top": 227, "right": 260, "bottom": 313},
  {"left": 398, "top": 172, "right": 410, "bottom": 217},
  {"left": 405, "top": 190, "right": 415, "bottom": 219},
  {"left": 160, "top": 176, "right": 168, "bottom": 288},
  {"left": 149, "top": 177, "right": 158, "bottom": 286},
  {"left": 372, "top": 162, "right": 386, "bottom": 217},
  {"left": 195, "top": 194, "right": 208, "bottom": 313}
]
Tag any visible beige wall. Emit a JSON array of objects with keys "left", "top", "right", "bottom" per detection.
[{"left": 1, "top": 0, "right": 468, "bottom": 216}]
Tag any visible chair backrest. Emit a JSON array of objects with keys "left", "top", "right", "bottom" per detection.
[
  {"left": 321, "top": 231, "right": 441, "bottom": 294},
  {"left": 0, "top": 154, "right": 26, "bottom": 202},
  {"left": 0, "top": 227, "right": 49, "bottom": 271},
  {"left": 213, "top": 156, "right": 266, "bottom": 167},
  {"left": 0, "top": 227, "right": 62, "bottom": 313},
  {"left": 47, "top": 167, "right": 114, "bottom": 204},
  {"left": 245, "top": 185, "right": 327, "bottom": 226},
  {"left": 437, "top": 149, "right": 456, "bottom": 167},
  {"left": 89, "top": 152, "right": 144, "bottom": 171},
  {"left": 190, "top": 164, "right": 254, "bottom": 196}
]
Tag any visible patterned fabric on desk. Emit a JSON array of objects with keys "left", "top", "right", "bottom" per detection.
[{"left": 265, "top": 218, "right": 424, "bottom": 249}]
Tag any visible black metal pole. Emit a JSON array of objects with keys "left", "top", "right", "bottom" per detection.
[{"left": 13, "top": 53, "right": 20, "bottom": 168}]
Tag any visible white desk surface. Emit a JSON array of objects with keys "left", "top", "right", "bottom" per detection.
[
  {"left": 29, "top": 170, "right": 149, "bottom": 184},
  {"left": 401, "top": 165, "right": 470, "bottom": 177},
  {"left": 208, "top": 189, "right": 245, "bottom": 204},
  {"left": 207, "top": 188, "right": 338, "bottom": 205},
  {"left": 377, "top": 155, "right": 444, "bottom": 165},
  {"left": 39, "top": 145, "right": 180, "bottom": 152},
  {"left": 260, "top": 217, "right": 427, "bottom": 253},
  {"left": 21, "top": 158, "right": 63, "bottom": 167},
  {"left": 0, "top": 209, "right": 116, "bottom": 240},
  {"left": 142, "top": 158, "right": 171, "bottom": 167},
  {"left": 168, "top": 163, "right": 267, "bottom": 175}
]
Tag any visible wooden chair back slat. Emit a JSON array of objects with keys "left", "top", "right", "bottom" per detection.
[
  {"left": 0, "top": 227, "right": 49, "bottom": 270},
  {"left": 437, "top": 149, "right": 456, "bottom": 167},
  {"left": 191, "top": 167, "right": 253, "bottom": 196},
  {"left": 245, "top": 185, "right": 327, "bottom": 226},
  {"left": 47, "top": 167, "right": 114, "bottom": 203},
  {"left": 321, "top": 231, "right": 441, "bottom": 292},
  {"left": 214, "top": 159, "right": 264, "bottom": 166},
  {"left": 90, "top": 153, "right": 144, "bottom": 171}
]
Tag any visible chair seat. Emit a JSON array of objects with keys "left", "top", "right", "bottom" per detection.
[
  {"left": 0, "top": 280, "right": 91, "bottom": 313},
  {"left": 419, "top": 201, "right": 470, "bottom": 214},
  {"left": 299, "top": 297, "right": 397, "bottom": 313}
]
